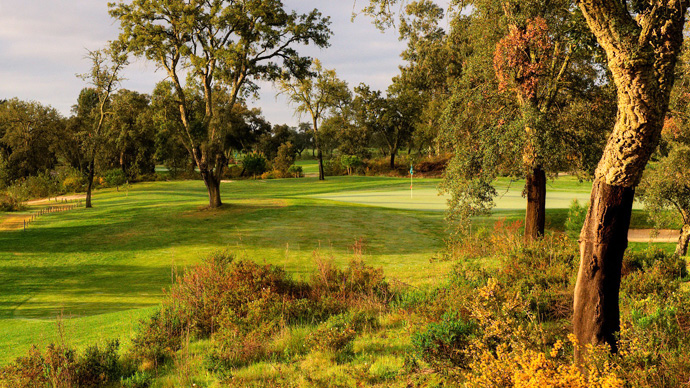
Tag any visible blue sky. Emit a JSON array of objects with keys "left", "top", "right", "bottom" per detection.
[{"left": 0, "top": 1, "right": 435, "bottom": 127}]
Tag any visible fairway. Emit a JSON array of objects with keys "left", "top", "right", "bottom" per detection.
[{"left": 0, "top": 176, "right": 452, "bottom": 363}]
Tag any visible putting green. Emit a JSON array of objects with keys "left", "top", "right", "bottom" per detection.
[{"left": 309, "top": 186, "right": 641, "bottom": 211}]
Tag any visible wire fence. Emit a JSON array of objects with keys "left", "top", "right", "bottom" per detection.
[{"left": 22, "top": 198, "right": 83, "bottom": 232}]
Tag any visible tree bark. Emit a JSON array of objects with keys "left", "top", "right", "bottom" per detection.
[
  {"left": 524, "top": 165, "right": 546, "bottom": 242},
  {"left": 317, "top": 148, "right": 325, "bottom": 181},
  {"left": 202, "top": 171, "right": 222, "bottom": 208},
  {"left": 676, "top": 224, "right": 690, "bottom": 257},
  {"left": 389, "top": 150, "right": 396, "bottom": 170},
  {"left": 572, "top": 1, "right": 687, "bottom": 357},
  {"left": 85, "top": 159, "right": 95, "bottom": 209},
  {"left": 573, "top": 180, "right": 634, "bottom": 358}
]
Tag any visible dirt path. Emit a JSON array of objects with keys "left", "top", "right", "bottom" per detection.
[
  {"left": 628, "top": 229, "right": 679, "bottom": 243},
  {"left": 26, "top": 194, "right": 85, "bottom": 206}
]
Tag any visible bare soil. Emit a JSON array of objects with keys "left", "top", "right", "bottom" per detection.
[{"left": 628, "top": 228, "right": 679, "bottom": 243}]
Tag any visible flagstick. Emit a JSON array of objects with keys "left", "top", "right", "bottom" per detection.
[{"left": 410, "top": 164, "right": 413, "bottom": 199}]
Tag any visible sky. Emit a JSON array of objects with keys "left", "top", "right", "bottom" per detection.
[{"left": 0, "top": 1, "right": 421, "bottom": 127}]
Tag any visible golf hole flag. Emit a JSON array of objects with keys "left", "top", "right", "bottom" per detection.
[{"left": 410, "top": 164, "right": 414, "bottom": 198}]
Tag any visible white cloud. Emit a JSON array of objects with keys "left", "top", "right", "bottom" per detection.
[{"left": 0, "top": 0, "right": 414, "bottom": 126}]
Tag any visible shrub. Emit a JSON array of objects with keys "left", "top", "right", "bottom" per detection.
[
  {"left": 6, "top": 173, "right": 62, "bottom": 201},
  {"left": 242, "top": 153, "right": 268, "bottom": 178},
  {"left": 129, "top": 309, "right": 186, "bottom": 366},
  {"left": 103, "top": 169, "right": 127, "bottom": 188},
  {"left": 273, "top": 142, "right": 296, "bottom": 176},
  {"left": 412, "top": 312, "right": 477, "bottom": 370},
  {"left": 311, "top": 258, "right": 391, "bottom": 311},
  {"left": 75, "top": 340, "right": 122, "bottom": 387},
  {"left": 62, "top": 176, "right": 86, "bottom": 193},
  {"left": 323, "top": 158, "right": 345, "bottom": 176},
  {"left": 621, "top": 248, "right": 687, "bottom": 297},
  {"left": 120, "top": 371, "right": 153, "bottom": 388},
  {"left": 0, "top": 192, "right": 24, "bottom": 211},
  {"left": 340, "top": 155, "right": 363, "bottom": 175},
  {"left": 564, "top": 199, "right": 588, "bottom": 237},
  {"left": 307, "top": 312, "right": 373, "bottom": 355},
  {"left": 287, "top": 165, "right": 303, "bottom": 178}
]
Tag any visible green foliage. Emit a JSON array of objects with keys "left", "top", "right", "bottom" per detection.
[
  {"left": 110, "top": 0, "right": 331, "bottom": 195},
  {"left": 272, "top": 142, "right": 297, "bottom": 176},
  {"left": 75, "top": 340, "right": 123, "bottom": 387},
  {"left": 323, "top": 158, "right": 345, "bottom": 176},
  {"left": 621, "top": 248, "right": 687, "bottom": 298},
  {"left": 340, "top": 155, "right": 364, "bottom": 175},
  {"left": 564, "top": 199, "right": 588, "bottom": 237},
  {"left": 0, "top": 340, "right": 126, "bottom": 388},
  {"left": 242, "top": 153, "right": 268, "bottom": 178},
  {"left": 5, "top": 173, "right": 62, "bottom": 201},
  {"left": 287, "top": 165, "right": 303, "bottom": 178},
  {"left": 120, "top": 371, "right": 153, "bottom": 388},
  {"left": 0, "top": 192, "right": 25, "bottom": 212},
  {"left": 412, "top": 312, "right": 477, "bottom": 370},
  {"left": 638, "top": 145, "right": 690, "bottom": 231},
  {"left": 103, "top": 168, "right": 127, "bottom": 188}
]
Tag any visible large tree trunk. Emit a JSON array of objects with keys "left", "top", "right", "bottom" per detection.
[
  {"left": 524, "top": 165, "right": 546, "bottom": 242},
  {"left": 573, "top": 1, "right": 687, "bottom": 357},
  {"left": 676, "top": 224, "right": 690, "bottom": 257},
  {"left": 85, "top": 159, "right": 95, "bottom": 209},
  {"left": 573, "top": 180, "right": 634, "bottom": 358},
  {"left": 202, "top": 172, "right": 222, "bottom": 208}
]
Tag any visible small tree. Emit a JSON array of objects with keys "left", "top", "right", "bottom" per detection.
[
  {"left": 277, "top": 60, "right": 350, "bottom": 180},
  {"left": 272, "top": 142, "right": 297, "bottom": 177},
  {"left": 340, "top": 155, "right": 363, "bottom": 175},
  {"left": 638, "top": 145, "right": 690, "bottom": 256},
  {"left": 77, "top": 43, "right": 128, "bottom": 208}
]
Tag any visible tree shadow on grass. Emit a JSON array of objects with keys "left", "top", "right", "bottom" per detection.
[{"left": 0, "top": 263, "right": 172, "bottom": 319}]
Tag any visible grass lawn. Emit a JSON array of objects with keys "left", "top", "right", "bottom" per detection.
[{"left": 0, "top": 174, "right": 665, "bottom": 364}]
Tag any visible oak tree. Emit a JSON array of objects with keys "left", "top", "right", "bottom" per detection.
[
  {"left": 110, "top": 0, "right": 331, "bottom": 205},
  {"left": 573, "top": 0, "right": 689, "bottom": 356}
]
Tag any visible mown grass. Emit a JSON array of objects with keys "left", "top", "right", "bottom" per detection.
[{"left": 0, "top": 174, "right": 668, "bottom": 364}]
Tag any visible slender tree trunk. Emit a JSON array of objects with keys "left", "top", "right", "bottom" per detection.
[
  {"left": 676, "top": 224, "right": 690, "bottom": 257},
  {"left": 524, "top": 166, "right": 546, "bottom": 242},
  {"left": 85, "top": 159, "right": 95, "bottom": 208},
  {"left": 313, "top": 120, "right": 325, "bottom": 181},
  {"left": 389, "top": 151, "right": 396, "bottom": 170},
  {"left": 317, "top": 148, "right": 325, "bottom": 180},
  {"left": 573, "top": 180, "right": 634, "bottom": 358}
]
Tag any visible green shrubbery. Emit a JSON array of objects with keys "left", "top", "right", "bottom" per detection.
[
  {"left": 241, "top": 153, "right": 268, "bottom": 178},
  {"left": 0, "top": 340, "right": 129, "bottom": 388}
]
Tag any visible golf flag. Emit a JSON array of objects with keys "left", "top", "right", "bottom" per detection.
[{"left": 410, "top": 164, "right": 414, "bottom": 198}]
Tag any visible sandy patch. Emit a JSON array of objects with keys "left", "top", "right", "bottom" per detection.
[{"left": 628, "top": 229, "right": 679, "bottom": 243}]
